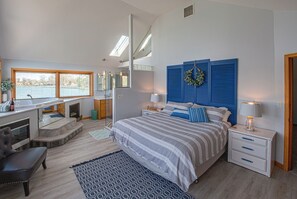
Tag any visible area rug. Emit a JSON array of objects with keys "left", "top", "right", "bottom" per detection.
[
  {"left": 71, "top": 151, "right": 194, "bottom": 199},
  {"left": 88, "top": 129, "right": 110, "bottom": 141}
]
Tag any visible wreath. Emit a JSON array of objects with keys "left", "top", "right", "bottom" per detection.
[{"left": 184, "top": 63, "right": 205, "bottom": 86}]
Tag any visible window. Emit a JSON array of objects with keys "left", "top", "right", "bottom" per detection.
[
  {"left": 60, "top": 73, "right": 90, "bottom": 97},
  {"left": 139, "top": 34, "right": 152, "bottom": 52},
  {"left": 12, "top": 69, "right": 93, "bottom": 99},
  {"left": 109, "top": 35, "right": 129, "bottom": 57},
  {"left": 15, "top": 72, "right": 56, "bottom": 99}
]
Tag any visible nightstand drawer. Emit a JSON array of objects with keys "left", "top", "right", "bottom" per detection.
[
  {"left": 232, "top": 138, "right": 267, "bottom": 159},
  {"left": 231, "top": 150, "right": 267, "bottom": 172},
  {"left": 232, "top": 132, "right": 267, "bottom": 146}
]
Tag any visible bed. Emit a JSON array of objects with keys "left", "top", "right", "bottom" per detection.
[
  {"left": 111, "top": 112, "right": 230, "bottom": 191},
  {"left": 111, "top": 58, "right": 238, "bottom": 192}
]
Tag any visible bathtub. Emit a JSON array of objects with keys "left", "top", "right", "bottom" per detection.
[{"left": 15, "top": 98, "right": 64, "bottom": 110}]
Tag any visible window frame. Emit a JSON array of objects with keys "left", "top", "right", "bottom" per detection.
[{"left": 11, "top": 68, "right": 94, "bottom": 99}]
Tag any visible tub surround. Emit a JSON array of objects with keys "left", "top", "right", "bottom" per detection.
[
  {"left": 0, "top": 109, "right": 39, "bottom": 140},
  {"left": 0, "top": 96, "right": 109, "bottom": 149},
  {"left": 0, "top": 98, "right": 86, "bottom": 118},
  {"left": 14, "top": 98, "right": 64, "bottom": 110}
]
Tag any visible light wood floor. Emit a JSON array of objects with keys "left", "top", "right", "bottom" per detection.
[{"left": 1, "top": 120, "right": 297, "bottom": 199}]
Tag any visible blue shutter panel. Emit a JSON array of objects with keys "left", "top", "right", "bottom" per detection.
[
  {"left": 167, "top": 65, "right": 184, "bottom": 102},
  {"left": 209, "top": 59, "right": 238, "bottom": 125}
]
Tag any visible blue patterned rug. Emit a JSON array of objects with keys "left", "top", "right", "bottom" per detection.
[{"left": 71, "top": 151, "right": 194, "bottom": 199}]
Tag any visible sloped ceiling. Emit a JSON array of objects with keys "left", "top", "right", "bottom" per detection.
[
  {"left": 210, "top": 0, "right": 297, "bottom": 11},
  {"left": 0, "top": 0, "right": 189, "bottom": 68},
  {"left": 121, "top": 0, "right": 192, "bottom": 16}
]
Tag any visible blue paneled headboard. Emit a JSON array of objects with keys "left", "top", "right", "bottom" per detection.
[{"left": 167, "top": 58, "right": 238, "bottom": 125}]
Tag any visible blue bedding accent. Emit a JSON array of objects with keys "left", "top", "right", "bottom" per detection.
[
  {"left": 170, "top": 108, "right": 189, "bottom": 119},
  {"left": 188, "top": 107, "right": 209, "bottom": 123},
  {"left": 167, "top": 58, "right": 238, "bottom": 125}
]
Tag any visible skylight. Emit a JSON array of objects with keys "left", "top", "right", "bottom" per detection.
[
  {"left": 139, "top": 34, "right": 152, "bottom": 52},
  {"left": 110, "top": 35, "right": 129, "bottom": 57}
]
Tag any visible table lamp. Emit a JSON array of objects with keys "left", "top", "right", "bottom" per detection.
[
  {"left": 240, "top": 101, "right": 262, "bottom": 131},
  {"left": 149, "top": 94, "right": 160, "bottom": 110}
]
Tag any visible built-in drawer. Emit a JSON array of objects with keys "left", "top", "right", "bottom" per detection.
[
  {"left": 232, "top": 138, "right": 267, "bottom": 159},
  {"left": 232, "top": 132, "right": 267, "bottom": 146},
  {"left": 231, "top": 150, "right": 267, "bottom": 172}
]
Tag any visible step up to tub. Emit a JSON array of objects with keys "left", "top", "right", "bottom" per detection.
[
  {"left": 32, "top": 121, "right": 83, "bottom": 148},
  {"left": 39, "top": 118, "right": 77, "bottom": 137}
]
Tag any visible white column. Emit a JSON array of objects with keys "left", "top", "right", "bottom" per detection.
[{"left": 129, "top": 14, "right": 133, "bottom": 88}]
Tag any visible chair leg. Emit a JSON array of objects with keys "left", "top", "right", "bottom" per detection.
[
  {"left": 42, "top": 159, "right": 47, "bottom": 169},
  {"left": 23, "top": 181, "right": 30, "bottom": 197}
]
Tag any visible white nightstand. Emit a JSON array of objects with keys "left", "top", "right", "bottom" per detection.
[
  {"left": 142, "top": 109, "right": 159, "bottom": 116},
  {"left": 228, "top": 124, "right": 276, "bottom": 177}
]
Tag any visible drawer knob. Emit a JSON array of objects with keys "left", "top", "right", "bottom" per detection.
[
  {"left": 241, "top": 158, "right": 253, "bottom": 163},
  {"left": 241, "top": 146, "right": 254, "bottom": 151},
  {"left": 242, "top": 137, "right": 254, "bottom": 142}
]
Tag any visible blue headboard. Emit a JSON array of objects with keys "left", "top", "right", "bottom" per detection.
[{"left": 167, "top": 58, "right": 238, "bottom": 125}]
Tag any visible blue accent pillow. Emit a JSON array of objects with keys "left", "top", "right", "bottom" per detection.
[
  {"left": 189, "top": 107, "right": 209, "bottom": 123},
  {"left": 170, "top": 108, "right": 189, "bottom": 119}
]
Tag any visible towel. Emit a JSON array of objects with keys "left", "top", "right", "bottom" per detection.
[{"left": 0, "top": 101, "right": 11, "bottom": 112}]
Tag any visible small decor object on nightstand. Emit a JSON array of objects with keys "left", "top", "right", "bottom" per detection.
[
  {"left": 148, "top": 94, "right": 160, "bottom": 110},
  {"left": 240, "top": 101, "right": 262, "bottom": 131}
]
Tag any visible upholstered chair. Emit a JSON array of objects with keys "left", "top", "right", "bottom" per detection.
[{"left": 0, "top": 127, "right": 47, "bottom": 196}]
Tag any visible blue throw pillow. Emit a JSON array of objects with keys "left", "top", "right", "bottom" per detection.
[
  {"left": 189, "top": 107, "right": 209, "bottom": 123},
  {"left": 170, "top": 108, "right": 189, "bottom": 119}
]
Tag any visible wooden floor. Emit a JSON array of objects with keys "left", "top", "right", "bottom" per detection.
[{"left": 1, "top": 120, "right": 297, "bottom": 199}]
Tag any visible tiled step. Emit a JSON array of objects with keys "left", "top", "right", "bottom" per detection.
[
  {"left": 32, "top": 122, "right": 83, "bottom": 148},
  {"left": 39, "top": 118, "right": 77, "bottom": 137}
]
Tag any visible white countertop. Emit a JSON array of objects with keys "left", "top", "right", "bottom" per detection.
[
  {"left": 0, "top": 97, "right": 113, "bottom": 118},
  {"left": 0, "top": 107, "right": 38, "bottom": 118},
  {"left": 0, "top": 98, "right": 83, "bottom": 118},
  {"left": 94, "top": 96, "right": 112, "bottom": 100}
]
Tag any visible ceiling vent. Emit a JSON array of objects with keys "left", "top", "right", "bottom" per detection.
[{"left": 184, "top": 5, "right": 194, "bottom": 18}]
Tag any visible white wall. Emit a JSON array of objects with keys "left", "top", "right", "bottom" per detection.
[
  {"left": 113, "top": 70, "right": 154, "bottom": 122},
  {"left": 147, "top": 0, "right": 283, "bottom": 161},
  {"left": 131, "top": 70, "right": 154, "bottom": 91},
  {"left": 151, "top": 0, "right": 275, "bottom": 125},
  {"left": 274, "top": 11, "right": 297, "bottom": 163}
]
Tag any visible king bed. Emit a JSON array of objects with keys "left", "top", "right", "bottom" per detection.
[
  {"left": 111, "top": 58, "right": 238, "bottom": 192},
  {"left": 111, "top": 111, "right": 230, "bottom": 191}
]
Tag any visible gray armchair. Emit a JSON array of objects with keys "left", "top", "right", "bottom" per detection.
[{"left": 0, "top": 127, "right": 47, "bottom": 196}]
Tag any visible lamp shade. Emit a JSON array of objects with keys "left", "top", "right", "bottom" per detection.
[
  {"left": 150, "top": 94, "right": 160, "bottom": 103},
  {"left": 240, "top": 102, "right": 262, "bottom": 117}
]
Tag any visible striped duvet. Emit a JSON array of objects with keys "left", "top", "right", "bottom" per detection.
[{"left": 111, "top": 112, "right": 230, "bottom": 191}]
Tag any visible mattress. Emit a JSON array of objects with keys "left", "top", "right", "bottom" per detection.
[{"left": 111, "top": 112, "right": 230, "bottom": 191}]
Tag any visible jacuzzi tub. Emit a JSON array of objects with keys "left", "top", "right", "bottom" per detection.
[{"left": 15, "top": 98, "right": 64, "bottom": 110}]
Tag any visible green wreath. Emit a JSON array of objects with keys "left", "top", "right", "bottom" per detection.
[{"left": 184, "top": 67, "right": 205, "bottom": 86}]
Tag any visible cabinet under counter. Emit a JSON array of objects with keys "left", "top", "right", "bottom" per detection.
[{"left": 94, "top": 99, "right": 112, "bottom": 120}]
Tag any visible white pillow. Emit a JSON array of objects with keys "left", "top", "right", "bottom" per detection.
[
  {"left": 222, "top": 110, "right": 231, "bottom": 122},
  {"left": 193, "top": 104, "right": 231, "bottom": 122},
  {"left": 166, "top": 101, "right": 193, "bottom": 110}
]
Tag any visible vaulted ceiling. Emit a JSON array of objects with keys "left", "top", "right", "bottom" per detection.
[
  {"left": 0, "top": 0, "right": 190, "bottom": 68},
  {"left": 0, "top": 0, "right": 296, "bottom": 69},
  {"left": 210, "top": 0, "right": 297, "bottom": 11}
]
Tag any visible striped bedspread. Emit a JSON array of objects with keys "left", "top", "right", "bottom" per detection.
[{"left": 111, "top": 112, "right": 230, "bottom": 191}]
